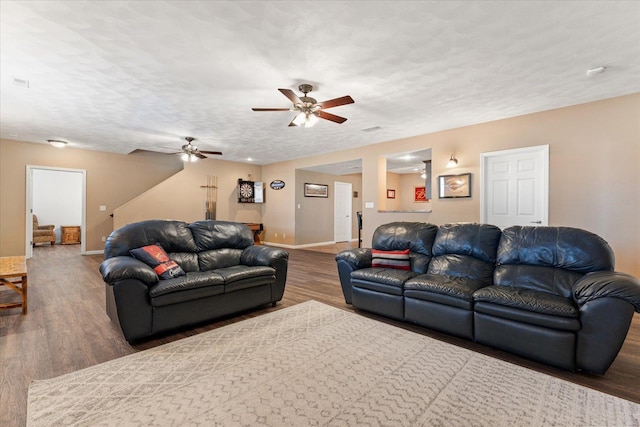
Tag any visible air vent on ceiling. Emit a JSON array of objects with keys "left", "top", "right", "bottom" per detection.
[
  {"left": 13, "top": 77, "right": 29, "bottom": 88},
  {"left": 362, "top": 126, "right": 382, "bottom": 132}
]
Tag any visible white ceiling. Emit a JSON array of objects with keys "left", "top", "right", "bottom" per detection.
[{"left": 2, "top": 1, "right": 639, "bottom": 169}]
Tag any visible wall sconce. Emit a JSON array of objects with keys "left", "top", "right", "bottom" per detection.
[
  {"left": 446, "top": 154, "right": 458, "bottom": 168},
  {"left": 47, "top": 139, "right": 67, "bottom": 148}
]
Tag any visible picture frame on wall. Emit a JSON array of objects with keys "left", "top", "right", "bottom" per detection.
[
  {"left": 438, "top": 173, "right": 471, "bottom": 198},
  {"left": 304, "top": 183, "right": 329, "bottom": 198},
  {"left": 386, "top": 189, "right": 396, "bottom": 199},
  {"left": 414, "top": 186, "right": 428, "bottom": 202}
]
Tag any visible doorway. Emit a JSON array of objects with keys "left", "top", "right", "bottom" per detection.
[
  {"left": 334, "top": 182, "right": 352, "bottom": 242},
  {"left": 480, "top": 145, "right": 549, "bottom": 228},
  {"left": 26, "top": 166, "right": 87, "bottom": 259}
]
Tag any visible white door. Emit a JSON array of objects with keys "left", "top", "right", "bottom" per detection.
[
  {"left": 480, "top": 145, "right": 548, "bottom": 228},
  {"left": 334, "top": 182, "right": 352, "bottom": 242}
]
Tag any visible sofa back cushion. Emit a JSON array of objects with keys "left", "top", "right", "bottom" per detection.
[
  {"left": 198, "top": 248, "right": 244, "bottom": 271},
  {"left": 189, "top": 220, "right": 254, "bottom": 251},
  {"left": 372, "top": 222, "right": 438, "bottom": 274},
  {"left": 495, "top": 226, "right": 614, "bottom": 298},
  {"left": 428, "top": 223, "right": 502, "bottom": 284},
  {"left": 104, "top": 220, "right": 198, "bottom": 258}
]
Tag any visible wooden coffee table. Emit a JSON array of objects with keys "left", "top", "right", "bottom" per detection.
[{"left": 0, "top": 256, "right": 28, "bottom": 314}]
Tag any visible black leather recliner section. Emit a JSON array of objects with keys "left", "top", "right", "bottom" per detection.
[
  {"left": 339, "top": 222, "right": 438, "bottom": 319},
  {"left": 404, "top": 223, "right": 502, "bottom": 338},
  {"left": 335, "top": 222, "right": 640, "bottom": 374}
]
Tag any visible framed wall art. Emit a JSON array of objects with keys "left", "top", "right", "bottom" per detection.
[
  {"left": 414, "top": 186, "right": 428, "bottom": 202},
  {"left": 438, "top": 173, "right": 471, "bottom": 198},
  {"left": 386, "top": 189, "right": 396, "bottom": 199},
  {"left": 304, "top": 183, "right": 328, "bottom": 198}
]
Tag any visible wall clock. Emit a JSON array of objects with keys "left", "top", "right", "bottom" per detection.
[{"left": 237, "top": 179, "right": 255, "bottom": 203}]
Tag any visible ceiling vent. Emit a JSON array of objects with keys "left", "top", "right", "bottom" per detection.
[
  {"left": 13, "top": 77, "right": 29, "bottom": 88},
  {"left": 362, "top": 126, "right": 382, "bottom": 132}
]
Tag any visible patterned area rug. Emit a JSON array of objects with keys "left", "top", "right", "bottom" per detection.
[{"left": 28, "top": 300, "right": 639, "bottom": 426}]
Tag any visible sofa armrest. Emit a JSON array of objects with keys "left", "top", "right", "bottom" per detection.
[
  {"left": 573, "top": 271, "right": 640, "bottom": 312},
  {"left": 241, "top": 245, "right": 288, "bottom": 267},
  {"left": 100, "top": 256, "right": 159, "bottom": 286},
  {"left": 335, "top": 248, "right": 372, "bottom": 270},
  {"left": 335, "top": 249, "right": 371, "bottom": 304},
  {"left": 38, "top": 224, "right": 55, "bottom": 231},
  {"left": 241, "top": 246, "right": 289, "bottom": 302}
]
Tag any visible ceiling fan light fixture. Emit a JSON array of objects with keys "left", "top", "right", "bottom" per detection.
[
  {"left": 47, "top": 139, "right": 67, "bottom": 148},
  {"left": 292, "top": 111, "right": 319, "bottom": 128},
  {"left": 446, "top": 154, "right": 458, "bottom": 168},
  {"left": 182, "top": 152, "right": 197, "bottom": 162}
]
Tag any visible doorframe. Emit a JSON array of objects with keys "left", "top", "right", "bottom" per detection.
[
  {"left": 26, "top": 165, "right": 87, "bottom": 259},
  {"left": 334, "top": 181, "right": 352, "bottom": 242},
  {"left": 479, "top": 145, "right": 549, "bottom": 226}
]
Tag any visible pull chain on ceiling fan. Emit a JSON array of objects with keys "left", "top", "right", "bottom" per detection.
[{"left": 252, "top": 84, "right": 354, "bottom": 127}]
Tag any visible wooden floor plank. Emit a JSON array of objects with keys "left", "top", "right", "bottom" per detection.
[{"left": 1, "top": 243, "right": 638, "bottom": 426}]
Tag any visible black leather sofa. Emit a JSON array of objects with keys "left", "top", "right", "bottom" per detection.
[
  {"left": 100, "top": 220, "right": 288, "bottom": 342},
  {"left": 336, "top": 222, "right": 640, "bottom": 374}
]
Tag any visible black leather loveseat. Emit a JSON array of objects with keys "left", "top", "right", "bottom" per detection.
[
  {"left": 100, "top": 219, "right": 288, "bottom": 342},
  {"left": 336, "top": 222, "right": 640, "bottom": 374}
]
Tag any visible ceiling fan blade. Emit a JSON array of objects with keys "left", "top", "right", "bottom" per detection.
[
  {"left": 288, "top": 116, "right": 298, "bottom": 127},
  {"left": 252, "top": 108, "right": 291, "bottom": 111},
  {"left": 279, "top": 88, "right": 302, "bottom": 105},
  {"left": 195, "top": 152, "right": 207, "bottom": 159},
  {"left": 318, "top": 95, "right": 354, "bottom": 109},
  {"left": 318, "top": 110, "right": 348, "bottom": 124},
  {"left": 199, "top": 150, "right": 223, "bottom": 155}
]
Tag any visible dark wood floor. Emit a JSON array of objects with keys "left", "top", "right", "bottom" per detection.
[{"left": 1, "top": 243, "right": 639, "bottom": 426}]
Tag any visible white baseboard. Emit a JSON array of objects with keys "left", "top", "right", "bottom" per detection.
[{"left": 84, "top": 250, "right": 104, "bottom": 256}]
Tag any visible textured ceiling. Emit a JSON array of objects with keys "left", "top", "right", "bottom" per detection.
[{"left": 1, "top": 1, "right": 639, "bottom": 169}]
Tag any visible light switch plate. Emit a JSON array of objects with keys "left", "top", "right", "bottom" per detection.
[{"left": 365, "top": 202, "right": 374, "bottom": 209}]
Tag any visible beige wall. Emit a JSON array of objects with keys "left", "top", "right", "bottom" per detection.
[
  {"left": 262, "top": 93, "right": 640, "bottom": 276},
  {"left": 113, "top": 158, "right": 263, "bottom": 229},
  {"left": 293, "top": 170, "right": 362, "bottom": 245},
  {"left": 0, "top": 139, "right": 184, "bottom": 255},
  {"left": 2, "top": 94, "right": 638, "bottom": 276}
]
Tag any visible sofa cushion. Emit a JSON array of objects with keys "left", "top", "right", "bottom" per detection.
[
  {"left": 432, "top": 223, "right": 502, "bottom": 263},
  {"left": 105, "top": 220, "right": 198, "bottom": 258},
  {"left": 371, "top": 249, "right": 411, "bottom": 270},
  {"left": 493, "top": 264, "right": 583, "bottom": 299},
  {"left": 149, "top": 271, "right": 224, "bottom": 306},
  {"left": 168, "top": 252, "right": 199, "bottom": 273},
  {"left": 198, "top": 248, "right": 244, "bottom": 271},
  {"left": 372, "top": 222, "right": 438, "bottom": 274},
  {"left": 497, "top": 226, "right": 614, "bottom": 273},
  {"left": 474, "top": 301, "right": 581, "bottom": 331},
  {"left": 130, "top": 243, "right": 185, "bottom": 280},
  {"left": 351, "top": 268, "right": 417, "bottom": 296},
  {"left": 405, "top": 273, "right": 489, "bottom": 305},
  {"left": 215, "top": 265, "right": 276, "bottom": 292},
  {"left": 189, "top": 220, "right": 254, "bottom": 251},
  {"left": 473, "top": 285, "right": 579, "bottom": 318},
  {"left": 428, "top": 254, "right": 495, "bottom": 285}
]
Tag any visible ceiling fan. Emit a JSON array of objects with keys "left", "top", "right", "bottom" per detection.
[
  {"left": 252, "top": 84, "right": 354, "bottom": 127},
  {"left": 171, "top": 137, "right": 222, "bottom": 162}
]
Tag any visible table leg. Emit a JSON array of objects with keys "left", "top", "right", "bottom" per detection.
[{"left": 22, "top": 274, "right": 28, "bottom": 314}]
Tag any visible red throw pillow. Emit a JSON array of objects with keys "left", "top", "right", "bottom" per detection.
[
  {"left": 371, "top": 249, "right": 411, "bottom": 270},
  {"left": 130, "top": 243, "right": 185, "bottom": 279}
]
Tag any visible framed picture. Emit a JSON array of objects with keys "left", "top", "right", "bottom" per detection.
[
  {"left": 386, "top": 189, "right": 396, "bottom": 199},
  {"left": 414, "top": 186, "right": 428, "bottom": 202},
  {"left": 438, "top": 173, "right": 471, "bottom": 198},
  {"left": 304, "top": 183, "right": 328, "bottom": 198}
]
